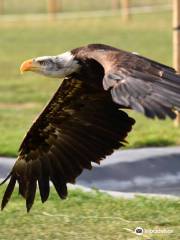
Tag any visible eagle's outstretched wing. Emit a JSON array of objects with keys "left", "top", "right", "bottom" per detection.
[
  {"left": 81, "top": 44, "right": 180, "bottom": 119},
  {"left": 1, "top": 76, "right": 135, "bottom": 211}
]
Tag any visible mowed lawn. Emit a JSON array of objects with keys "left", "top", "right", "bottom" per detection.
[
  {"left": 0, "top": 10, "right": 180, "bottom": 157},
  {"left": 0, "top": 186, "right": 180, "bottom": 240}
]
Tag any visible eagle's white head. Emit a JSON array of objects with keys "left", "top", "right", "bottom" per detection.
[{"left": 20, "top": 52, "right": 80, "bottom": 78}]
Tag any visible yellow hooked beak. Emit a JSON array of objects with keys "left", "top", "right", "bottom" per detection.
[{"left": 20, "top": 59, "right": 40, "bottom": 74}]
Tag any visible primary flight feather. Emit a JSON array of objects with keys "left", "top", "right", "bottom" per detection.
[{"left": 1, "top": 43, "right": 180, "bottom": 211}]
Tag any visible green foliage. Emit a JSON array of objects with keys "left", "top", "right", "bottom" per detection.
[{"left": 0, "top": 11, "right": 179, "bottom": 156}]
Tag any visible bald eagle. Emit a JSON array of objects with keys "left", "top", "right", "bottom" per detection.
[{"left": 1, "top": 44, "right": 180, "bottom": 211}]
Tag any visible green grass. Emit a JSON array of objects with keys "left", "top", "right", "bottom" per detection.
[
  {"left": 0, "top": 187, "right": 179, "bottom": 239},
  {"left": 0, "top": 11, "right": 180, "bottom": 156},
  {"left": 0, "top": 10, "right": 180, "bottom": 240}
]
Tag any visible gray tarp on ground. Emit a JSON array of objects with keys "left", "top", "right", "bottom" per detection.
[{"left": 0, "top": 147, "right": 180, "bottom": 195}]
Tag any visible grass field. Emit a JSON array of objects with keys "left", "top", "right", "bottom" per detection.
[
  {"left": 0, "top": 186, "right": 179, "bottom": 240},
  {"left": 0, "top": 10, "right": 180, "bottom": 240},
  {"left": 0, "top": 10, "right": 180, "bottom": 156}
]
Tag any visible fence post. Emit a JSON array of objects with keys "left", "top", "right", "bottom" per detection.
[
  {"left": 121, "top": 0, "right": 130, "bottom": 21},
  {"left": 173, "top": 0, "right": 180, "bottom": 127},
  {"left": 111, "top": 0, "right": 120, "bottom": 10},
  {"left": 47, "top": 0, "right": 59, "bottom": 20},
  {"left": 0, "top": 0, "right": 4, "bottom": 14}
]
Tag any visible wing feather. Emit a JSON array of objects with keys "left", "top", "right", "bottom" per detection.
[
  {"left": 1, "top": 174, "right": 16, "bottom": 210},
  {"left": 1, "top": 76, "right": 134, "bottom": 211},
  {"left": 80, "top": 44, "right": 180, "bottom": 119}
]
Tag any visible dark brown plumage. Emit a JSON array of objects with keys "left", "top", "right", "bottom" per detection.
[{"left": 1, "top": 43, "right": 180, "bottom": 211}]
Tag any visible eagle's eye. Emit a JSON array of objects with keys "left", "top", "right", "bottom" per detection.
[{"left": 38, "top": 60, "right": 47, "bottom": 66}]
